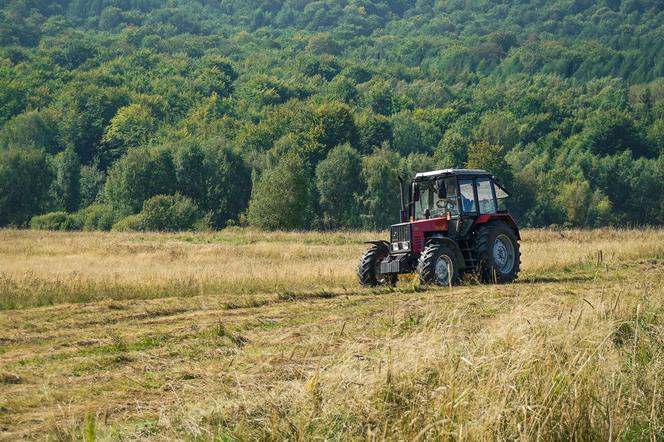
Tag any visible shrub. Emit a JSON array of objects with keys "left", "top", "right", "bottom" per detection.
[
  {"left": 30, "top": 212, "right": 81, "bottom": 231},
  {"left": 102, "top": 147, "right": 176, "bottom": 214},
  {"left": 193, "top": 211, "right": 215, "bottom": 231},
  {"left": 139, "top": 194, "right": 200, "bottom": 231},
  {"left": 77, "top": 204, "right": 123, "bottom": 231},
  {"left": 111, "top": 214, "right": 144, "bottom": 232},
  {"left": 246, "top": 154, "right": 311, "bottom": 230}
]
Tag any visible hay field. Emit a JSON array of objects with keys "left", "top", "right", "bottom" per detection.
[{"left": 0, "top": 228, "right": 663, "bottom": 440}]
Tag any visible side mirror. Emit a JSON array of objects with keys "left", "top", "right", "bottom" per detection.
[
  {"left": 412, "top": 183, "right": 420, "bottom": 202},
  {"left": 437, "top": 179, "right": 447, "bottom": 199}
]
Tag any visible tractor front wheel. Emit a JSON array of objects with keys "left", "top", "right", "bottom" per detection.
[
  {"left": 357, "top": 246, "right": 397, "bottom": 287},
  {"left": 418, "top": 242, "right": 461, "bottom": 286}
]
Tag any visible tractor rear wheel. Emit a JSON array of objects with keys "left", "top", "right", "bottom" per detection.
[
  {"left": 357, "top": 246, "right": 397, "bottom": 287},
  {"left": 418, "top": 242, "right": 461, "bottom": 286},
  {"left": 473, "top": 221, "right": 521, "bottom": 283}
]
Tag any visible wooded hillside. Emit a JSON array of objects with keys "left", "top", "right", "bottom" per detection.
[{"left": 1, "top": 0, "right": 663, "bottom": 230}]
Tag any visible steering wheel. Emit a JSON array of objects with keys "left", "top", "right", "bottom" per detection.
[{"left": 436, "top": 200, "right": 450, "bottom": 209}]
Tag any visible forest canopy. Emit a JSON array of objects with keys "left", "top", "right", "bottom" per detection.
[{"left": 1, "top": 0, "right": 663, "bottom": 230}]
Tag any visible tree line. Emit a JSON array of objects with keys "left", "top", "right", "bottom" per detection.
[{"left": 1, "top": 0, "right": 663, "bottom": 231}]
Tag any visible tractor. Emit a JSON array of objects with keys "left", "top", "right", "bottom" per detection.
[{"left": 358, "top": 169, "right": 521, "bottom": 287}]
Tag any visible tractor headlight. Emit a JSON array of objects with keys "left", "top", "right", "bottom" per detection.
[{"left": 392, "top": 241, "right": 410, "bottom": 252}]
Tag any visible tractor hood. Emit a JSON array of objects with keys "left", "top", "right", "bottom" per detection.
[{"left": 390, "top": 217, "right": 448, "bottom": 254}]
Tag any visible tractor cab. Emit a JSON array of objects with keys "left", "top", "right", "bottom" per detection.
[
  {"left": 359, "top": 169, "right": 521, "bottom": 287},
  {"left": 409, "top": 169, "right": 510, "bottom": 221},
  {"left": 405, "top": 169, "right": 514, "bottom": 239}
]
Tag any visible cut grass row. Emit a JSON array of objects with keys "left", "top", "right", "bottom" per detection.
[{"left": 2, "top": 265, "right": 661, "bottom": 439}]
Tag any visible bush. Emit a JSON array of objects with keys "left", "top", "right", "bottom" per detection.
[
  {"left": 193, "top": 211, "right": 215, "bottom": 231},
  {"left": 77, "top": 203, "right": 123, "bottom": 231},
  {"left": 102, "top": 147, "right": 176, "bottom": 214},
  {"left": 111, "top": 214, "right": 144, "bottom": 232},
  {"left": 246, "top": 154, "right": 311, "bottom": 230},
  {"left": 30, "top": 212, "right": 81, "bottom": 231},
  {"left": 139, "top": 194, "right": 200, "bottom": 231}
]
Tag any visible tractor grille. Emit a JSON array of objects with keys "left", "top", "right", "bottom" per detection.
[
  {"left": 390, "top": 223, "right": 412, "bottom": 253},
  {"left": 391, "top": 223, "right": 411, "bottom": 243}
]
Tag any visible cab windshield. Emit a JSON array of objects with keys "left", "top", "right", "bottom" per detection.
[{"left": 413, "top": 178, "right": 458, "bottom": 220}]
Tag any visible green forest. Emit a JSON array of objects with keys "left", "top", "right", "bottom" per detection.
[{"left": 1, "top": 0, "right": 663, "bottom": 231}]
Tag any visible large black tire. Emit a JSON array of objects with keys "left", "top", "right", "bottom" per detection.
[
  {"left": 473, "top": 221, "right": 521, "bottom": 283},
  {"left": 357, "top": 246, "right": 397, "bottom": 287},
  {"left": 417, "top": 242, "right": 461, "bottom": 286}
]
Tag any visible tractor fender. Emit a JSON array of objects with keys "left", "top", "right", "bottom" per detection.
[
  {"left": 424, "top": 235, "right": 467, "bottom": 269},
  {"left": 364, "top": 240, "right": 390, "bottom": 256},
  {"left": 475, "top": 214, "right": 521, "bottom": 240}
]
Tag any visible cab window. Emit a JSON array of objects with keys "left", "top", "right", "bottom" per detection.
[
  {"left": 440, "top": 178, "right": 459, "bottom": 216},
  {"left": 476, "top": 177, "right": 497, "bottom": 214},
  {"left": 459, "top": 179, "right": 477, "bottom": 213},
  {"left": 495, "top": 182, "right": 510, "bottom": 211},
  {"left": 413, "top": 178, "right": 459, "bottom": 220}
]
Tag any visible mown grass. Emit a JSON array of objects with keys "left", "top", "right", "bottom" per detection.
[{"left": 0, "top": 228, "right": 663, "bottom": 440}]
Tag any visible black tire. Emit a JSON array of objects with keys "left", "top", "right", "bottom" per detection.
[
  {"left": 357, "top": 246, "right": 397, "bottom": 287},
  {"left": 473, "top": 221, "right": 521, "bottom": 283},
  {"left": 417, "top": 242, "right": 461, "bottom": 286}
]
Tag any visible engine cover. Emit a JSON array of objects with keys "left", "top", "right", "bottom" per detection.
[{"left": 390, "top": 218, "right": 449, "bottom": 255}]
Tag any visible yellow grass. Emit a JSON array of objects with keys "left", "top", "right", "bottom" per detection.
[{"left": 0, "top": 228, "right": 663, "bottom": 440}]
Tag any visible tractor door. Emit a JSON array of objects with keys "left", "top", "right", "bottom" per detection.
[{"left": 458, "top": 179, "right": 478, "bottom": 238}]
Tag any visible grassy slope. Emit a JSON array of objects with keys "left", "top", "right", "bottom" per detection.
[{"left": 0, "top": 229, "right": 663, "bottom": 440}]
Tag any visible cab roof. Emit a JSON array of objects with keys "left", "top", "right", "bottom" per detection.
[{"left": 414, "top": 168, "right": 491, "bottom": 179}]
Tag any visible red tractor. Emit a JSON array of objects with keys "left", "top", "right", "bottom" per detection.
[{"left": 358, "top": 169, "right": 521, "bottom": 287}]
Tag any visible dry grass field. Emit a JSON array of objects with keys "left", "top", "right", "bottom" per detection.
[{"left": 0, "top": 228, "right": 663, "bottom": 440}]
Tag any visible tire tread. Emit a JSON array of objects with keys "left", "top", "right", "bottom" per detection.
[
  {"left": 472, "top": 221, "right": 521, "bottom": 283},
  {"left": 418, "top": 242, "right": 460, "bottom": 286},
  {"left": 358, "top": 247, "right": 396, "bottom": 287}
]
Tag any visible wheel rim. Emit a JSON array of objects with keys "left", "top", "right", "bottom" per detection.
[
  {"left": 493, "top": 235, "right": 515, "bottom": 274},
  {"left": 434, "top": 255, "right": 453, "bottom": 285}
]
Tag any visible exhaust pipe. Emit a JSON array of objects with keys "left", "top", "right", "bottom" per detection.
[{"left": 398, "top": 176, "right": 407, "bottom": 223}]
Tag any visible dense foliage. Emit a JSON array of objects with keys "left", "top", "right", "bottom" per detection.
[{"left": 1, "top": 0, "right": 663, "bottom": 230}]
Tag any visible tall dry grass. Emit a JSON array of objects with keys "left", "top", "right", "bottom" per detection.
[
  {"left": 0, "top": 229, "right": 366, "bottom": 309},
  {"left": 2, "top": 227, "right": 664, "bottom": 309},
  {"left": 0, "top": 227, "right": 662, "bottom": 440}
]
